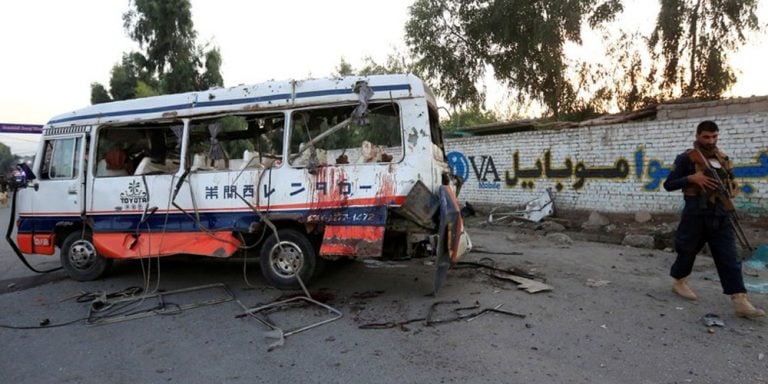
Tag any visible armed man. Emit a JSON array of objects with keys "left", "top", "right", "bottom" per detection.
[{"left": 663, "top": 120, "right": 765, "bottom": 319}]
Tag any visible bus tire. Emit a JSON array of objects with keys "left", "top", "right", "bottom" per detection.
[
  {"left": 60, "top": 230, "right": 113, "bottom": 281},
  {"left": 259, "top": 229, "right": 319, "bottom": 290}
]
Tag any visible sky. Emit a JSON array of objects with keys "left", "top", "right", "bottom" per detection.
[{"left": 1, "top": 0, "right": 766, "bottom": 155}]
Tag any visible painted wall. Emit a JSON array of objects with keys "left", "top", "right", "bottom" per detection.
[{"left": 445, "top": 102, "right": 768, "bottom": 216}]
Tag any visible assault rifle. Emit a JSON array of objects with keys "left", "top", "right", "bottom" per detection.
[{"left": 690, "top": 149, "right": 753, "bottom": 257}]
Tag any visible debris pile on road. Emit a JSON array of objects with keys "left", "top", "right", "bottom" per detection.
[{"left": 455, "top": 257, "right": 552, "bottom": 293}]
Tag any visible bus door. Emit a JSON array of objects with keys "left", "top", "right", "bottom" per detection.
[{"left": 21, "top": 131, "right": 88, "bottom": 254}]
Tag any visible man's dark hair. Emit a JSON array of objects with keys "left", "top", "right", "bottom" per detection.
[{"left": 696, "top": 120, "right": 719, "bottom": 134}]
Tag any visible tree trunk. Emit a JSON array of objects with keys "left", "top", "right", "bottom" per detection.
[{"left": 686, "top": 0, "right": 703, "bottom": 97}]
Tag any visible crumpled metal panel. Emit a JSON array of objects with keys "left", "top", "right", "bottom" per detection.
[
  {"left": 93, "top": 231, "right": 240, "bottom": 259},
  {"left": 396, "top": 180, "right": 438, "bottom": 229},
  {"left": 319, "top": 225, "right": 385, "bottom": 258}
]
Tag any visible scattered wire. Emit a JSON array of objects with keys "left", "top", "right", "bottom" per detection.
[
  {"left": 454, "top": 258, "right": 540, "bottom": 281},
  {"left": 0, "top": 286, "right": 143, "bottom": 330},
  {"left": 0, "top": 317, "right": 86, "bottom": 330},
  {"left": 75, "top": 286, "right": 143, "bottom": 303},
  {"left": 358, "top": 300, "right": 525, "bottom": 330}
]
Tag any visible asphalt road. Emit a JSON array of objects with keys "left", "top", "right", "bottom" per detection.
[
  {"left": 1, "top": 217, "right": 767, "bottom": 384},
  {"left": 0, "top": 206, "right": 65, "bottom": 284}
]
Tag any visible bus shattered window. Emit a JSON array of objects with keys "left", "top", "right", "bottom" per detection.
[
  {"left": 96, "top": 124, "right": 182, "bottom": 176},
  {"left": 289, "top": 102, "right": 402, "bottom": 167},
  {"left": 187, "top": 113, "right": 285, "bottom": 171}
]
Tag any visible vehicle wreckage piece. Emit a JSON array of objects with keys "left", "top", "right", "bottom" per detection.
[
  {"left": 396, "top": 180, "right": 471, "bottom": 294},
  {"left": 396, "top": 180, "right": 438, "bottom": 229},
  {"left": 491, "top": 273, "right": 553, "bottom": 293},
  {"left": 433, "top": 185, "right": 471, "bottom": 294},
  {"left": 86, "top": 283, "right": 235, "bottom": 325},
  {"left": 426, "top": 301, "right": 525, "bottom": 325},
  {"left": 455, "top": 259, "right": 551, "bottom": 293},
  {"left": 9, "top": 74, "right": 472, "bottom": 291},
  {"left": 488, "top": 188, "right": 555, "bottom": 224},
  {"left": 240, "top": 272, "right": 342, "bottom": 350}
]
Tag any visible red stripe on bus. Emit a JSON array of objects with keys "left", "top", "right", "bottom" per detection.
[{"left": 93, "top": 232, "right": 240, "bottom": 259}]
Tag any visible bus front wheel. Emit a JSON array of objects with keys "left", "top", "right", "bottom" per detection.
[{"left": 60, "top": 230, "right": 113, "bottom": 281}]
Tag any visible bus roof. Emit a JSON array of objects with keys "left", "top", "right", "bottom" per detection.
[{"left": 47, "top": 74, "right": 434, "bottom": 128}]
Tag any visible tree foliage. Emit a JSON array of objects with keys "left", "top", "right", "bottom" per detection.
[
  {"left": 603, "top": 31, "right": 659, "bottom": 110},
  {"left": 123, "top": 0, "right": 196, "bottom": 76},
  {"left": 332, "top": 51, "right": 418, "bottom": 77},
  {"left": 441, "top": 106, "right": 499, "bottom": 131},
  {"left": 405, "top": 0, "right": 623, "bottom": 117},
  {"left": 333, "top": 57, "right": 355, "bottom": 77},
  {"left": 331, "top": 54, "right": 499, "bottom": 131},
  {"left": 648, "top": 0, "right": 760, "bottom": 99},
  {"left": 0, "top": 142, "right": 17, "bottom": 174},
  {"left": 90, "top": 83, "right": 112, "bottom": 105},
  {"left": 91, "top": 0, "right": 223, "bottom": 104},
  {"left": 572, "top": 31, "right": 661, "bottom": 114},
  {"left": 358, "top": 53, "right": 416, "bottom": 76}
]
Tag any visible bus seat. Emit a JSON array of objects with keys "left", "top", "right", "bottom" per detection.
[
  {"left": 191, "top": 153, "right": 211, "bottom": 171},
  {"left": 358, "top": 140, "right": 381, "bottom": 163},
  {"left": 241, "top": 150, "right": 262, "bottom": 169},
  {"left": 134, "top": 157, "right": 175, "bottom": 175}
]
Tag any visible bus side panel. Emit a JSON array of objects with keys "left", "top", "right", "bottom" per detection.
[
  {"left": 319, "top": 225, "right": 385, "bottom": 257},
  {"left": 16, "top": 233, "right": 56, "bottom": 255},
  {"left": 16, "top": 212, "right": 81, "bottom": 256},
  {"left": 93, "top": 231, "right": 240, "bottom": 259}
]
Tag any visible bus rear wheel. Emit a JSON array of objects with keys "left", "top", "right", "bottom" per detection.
[
  {"left": 60, "top": 230, "right": 113, "bottom": 281},
  {"left": 259, "top": 229, "right": 321, "bottom": 290}
]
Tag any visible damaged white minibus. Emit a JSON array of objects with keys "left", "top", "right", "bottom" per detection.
[{"left": 9, "top": 74, "right": 470, "bottom": 290}]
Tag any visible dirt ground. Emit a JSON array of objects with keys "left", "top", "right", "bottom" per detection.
[
  {"left": 0, "top": 212, "right": 767, "bottom": 384},
  {"left": 473, "top": 206, "right": 768, "bottom": 251}
]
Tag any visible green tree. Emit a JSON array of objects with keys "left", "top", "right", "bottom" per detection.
[
  {"left": 649, "top": 0, "right": 761, "bottom": 99},
  {"left": 123, "top": 0, "right": 196, "bottom": 76},
  {"left": 333, "top": 57, "right": 355, "bottom": 77},
  {"left": 0, "top": 142, "right": 16, "bottom": 174},
  {"left": 135, "top": 80, "right": 161, "bottom": 98},
  {"left": 91, "top": 0, "right": 223, "bottom": 103},
  {"left": 567, "top": 31, "right": 661, "bottom": 115},
  {"left": 405, "top": 0, "right": 623, "bottom": 118},
  {"left": 441, "top": 106, "right": 499, "bottom": 132},
  {"left": 90, "top": 83, "right": 112, "bottom": 104},
  {"left": 358, "top": 51, "right": 417, "bottom": 75},
  {"left": 604, "top": 31, "right": 659, "bottom": 111},
  {"left": 332, "top": 51, "right": 418, "bottom": 77},
  {"left": 108, "top": 54, "right": 139, "bottom": 101},
  {"left": 199, "top": 47, "right": 223, "bottom": 89}
]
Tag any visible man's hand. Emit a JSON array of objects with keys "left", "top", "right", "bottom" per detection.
[{"left": 688, "top": 171, "right": 718, "bottom": 190}]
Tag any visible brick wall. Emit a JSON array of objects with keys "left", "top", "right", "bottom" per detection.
[{"left": 445, "top": 101, "right": 768, "bottom": 217}]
